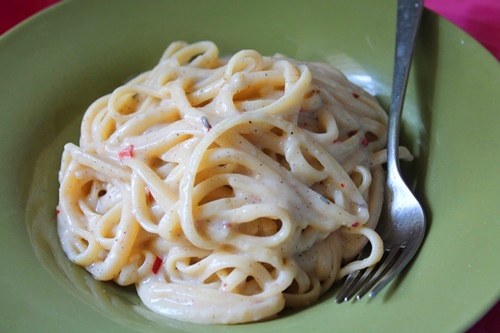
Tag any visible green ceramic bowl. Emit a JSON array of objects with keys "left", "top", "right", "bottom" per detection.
[{"left": 1, "top": 0, "right": 498, "bottom": 332}]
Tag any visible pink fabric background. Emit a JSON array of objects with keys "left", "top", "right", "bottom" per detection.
[
  {"left": 425, "top": 0, "right": 500, "bottom": 59},
  {"left": 0, "top": 0, "right": 498, "bottom": 332}
]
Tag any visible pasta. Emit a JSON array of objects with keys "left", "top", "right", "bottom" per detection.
[{"left": 56, "top": 41, "right": 411, "bottom": 324}]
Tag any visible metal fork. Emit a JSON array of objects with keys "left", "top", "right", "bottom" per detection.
[{"left": 335, "top": 0, "right": 426, "bottom": 303}]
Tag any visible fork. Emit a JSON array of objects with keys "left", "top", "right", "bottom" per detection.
[{"left": 335, "top": 0, "right": 426, "bottom": 303}]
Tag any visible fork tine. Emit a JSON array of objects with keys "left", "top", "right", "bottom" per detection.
[
  {"left": 335, "top": 244, "right": 373, "bottom": 303},
  {"left": 338, "top": 250, "right": 390, "bottom": 302},
  {"left": 367, "top": 243, "right": 420, "bottom": 298},
  {"left": 342, "top": 265, "right": 376, "bottom": 301},
  {"left": 355, "top": 247, "right": 403, "bottom": 299},
  {"left": 335, "top": 246, "right": 404, "bottom": 302},
  {"left": 335, "top": 269, "right": 363, "bottom": 303}
]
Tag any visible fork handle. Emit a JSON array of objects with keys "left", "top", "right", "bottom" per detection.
[{"left": 386, "top": 0, "right": 424, "bottom": 175}]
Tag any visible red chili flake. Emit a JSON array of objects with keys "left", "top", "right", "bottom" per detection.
[
  {"left": 146, "top": 190, "right": 154, "bottom": 202},
  {"left": 340, "top": 183, "right": 345, "bottom": 188},
  {"left": 351, "top": 221, "right": 360, "bottom": 228},
  {"left": 333, "top": 139, "right": 340, "bottom": 144},
  {"left": 119, "top": 145, "right": 134, "bottom": 159},
  {"left": 152, "top": 256, "right": 163, "bottom": 274},
  {"left": 56, "top": 209, "right": 60, "bottom": 215},
  {"left": 352, "top": 92, "right": 360, "bottom": 99},
  {"left": 361, "top": 137, "right": 369, "bottom": 147}
]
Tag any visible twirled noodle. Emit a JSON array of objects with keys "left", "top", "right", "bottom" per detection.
[{"left": 57, "top": 41, "right": 412, "bottom": 324}]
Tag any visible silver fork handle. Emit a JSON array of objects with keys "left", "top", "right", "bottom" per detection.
[{"left": 386, "top": 0, "right": 424, "bottom": 176}]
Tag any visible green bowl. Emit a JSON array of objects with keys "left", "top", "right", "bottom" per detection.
[{"left": 1, "top": 0, "right": 498, "bottom": 332}]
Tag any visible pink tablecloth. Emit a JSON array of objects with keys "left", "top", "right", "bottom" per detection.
[{"left": 1, "top": 0, "right": 499, "bottom": 332}]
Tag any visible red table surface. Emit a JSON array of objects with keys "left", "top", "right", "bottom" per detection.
[{"left": 1, "top": 0, "right": 498, "bottom": 332}]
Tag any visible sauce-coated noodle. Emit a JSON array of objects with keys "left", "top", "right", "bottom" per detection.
[{"left": 57, "top": 41, "right": 411, "bottom": 324}]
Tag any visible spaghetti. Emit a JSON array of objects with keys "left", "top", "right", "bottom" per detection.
[{"left": 57, "top": 41, "right": 411, "bottom": 324}]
